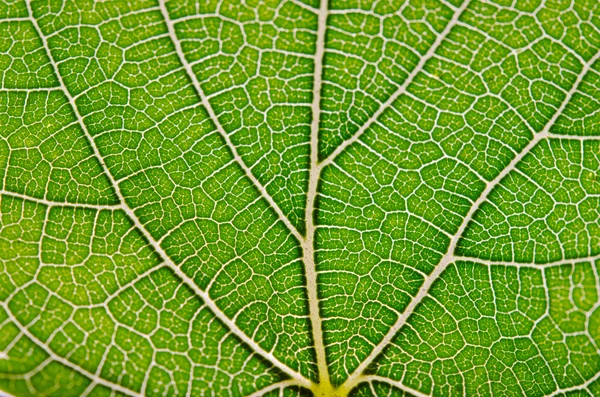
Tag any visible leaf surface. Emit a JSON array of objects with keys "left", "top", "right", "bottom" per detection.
[{"left": 0, "top": 0, "right": 599, "bottom": 396}]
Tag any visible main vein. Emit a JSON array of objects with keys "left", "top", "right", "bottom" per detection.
[
  {"left": 341, "top": 43, "right": 600, "bottom": 392},
  {"left": 304, "top": 0, "right": 331, "bottom": 390},
  {"left": 26, "top": 1, "right": 311, "bottom": 389}
]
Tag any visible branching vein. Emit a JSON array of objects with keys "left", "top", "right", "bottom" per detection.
[
  {"left": 25, "top": 1, "right": 312, "bottom": 389},
  {"left": 341, "top": 46, "right": 600, "bottom": 392}
]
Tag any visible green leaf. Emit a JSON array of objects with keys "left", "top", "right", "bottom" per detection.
[{"left": 0, "top": 0, "right": 599, "bottom": 396}]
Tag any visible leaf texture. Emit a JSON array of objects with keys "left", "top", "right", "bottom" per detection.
[{"left": 0, "top": 0, "right": 599, "bottom": 396}]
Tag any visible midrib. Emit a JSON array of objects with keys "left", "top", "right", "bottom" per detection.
[
  {"left": 314, "top": 0, "right": 474, "bottom": 391},
  {"left": 304, "top": 0, "right": 332, "bottom": 390},
  {"left": 306, "top": 0, "right": 600, "bottom": 393}
]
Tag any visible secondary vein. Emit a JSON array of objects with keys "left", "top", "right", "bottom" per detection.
[
  {"left": 340, "top": 40, "right": 600, "bottom": 393},
  {"left": 319, "top": 0, "right": 473, "bottom": 170},
  {"left": 157, "top": 0, "right": 304, "bottom": 244},
  {"left": 27, "top": 1, "right": 311, "bottom": 388}
]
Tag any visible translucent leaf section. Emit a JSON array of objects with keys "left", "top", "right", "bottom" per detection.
[
  {"left": 457, "top": 139, "right": 600, "bottom": 264},
  {"left": 0, "top": 0, "right": 600, "bottom": 395},
  {"left": 371, "top": 260, "right": 600, "bottom": 396},
  {"left": 0, "top": 0, "right": 316, "bottom": 393},
  {"left": 0, "top": 196, "right": 286, "bottom": 397},
  {"left": 318, "top": 0, "right": 458, "bottom": 158},
  {"left": 315, "top": 0, "right": 577, "bottom": 383},
  {"left": 0, "top": 90, "right": 117, "bottom": 205},
  {"left": 164, "top": 0, "right": 318, "bottom": 233},
  {"left": 317, "top": 141, "right": 480, "bottom": 384},
  {"left": 552, "top": 59, "right": 600, "bottom": 135},
  {"left": 26, "top": 0, "right": 316, "bottom": 381},
  {"left": 0, "top": 20, "right": 57, "bottom": 88},
  {"left": 459, "top": 0, "right": 593, "bottom": 132},
  {"left": 0, "top": 308, "right": 96, "bottom": 397},
  {"left": 0, "top": 195, "right": 47, "bottom": 301}
]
